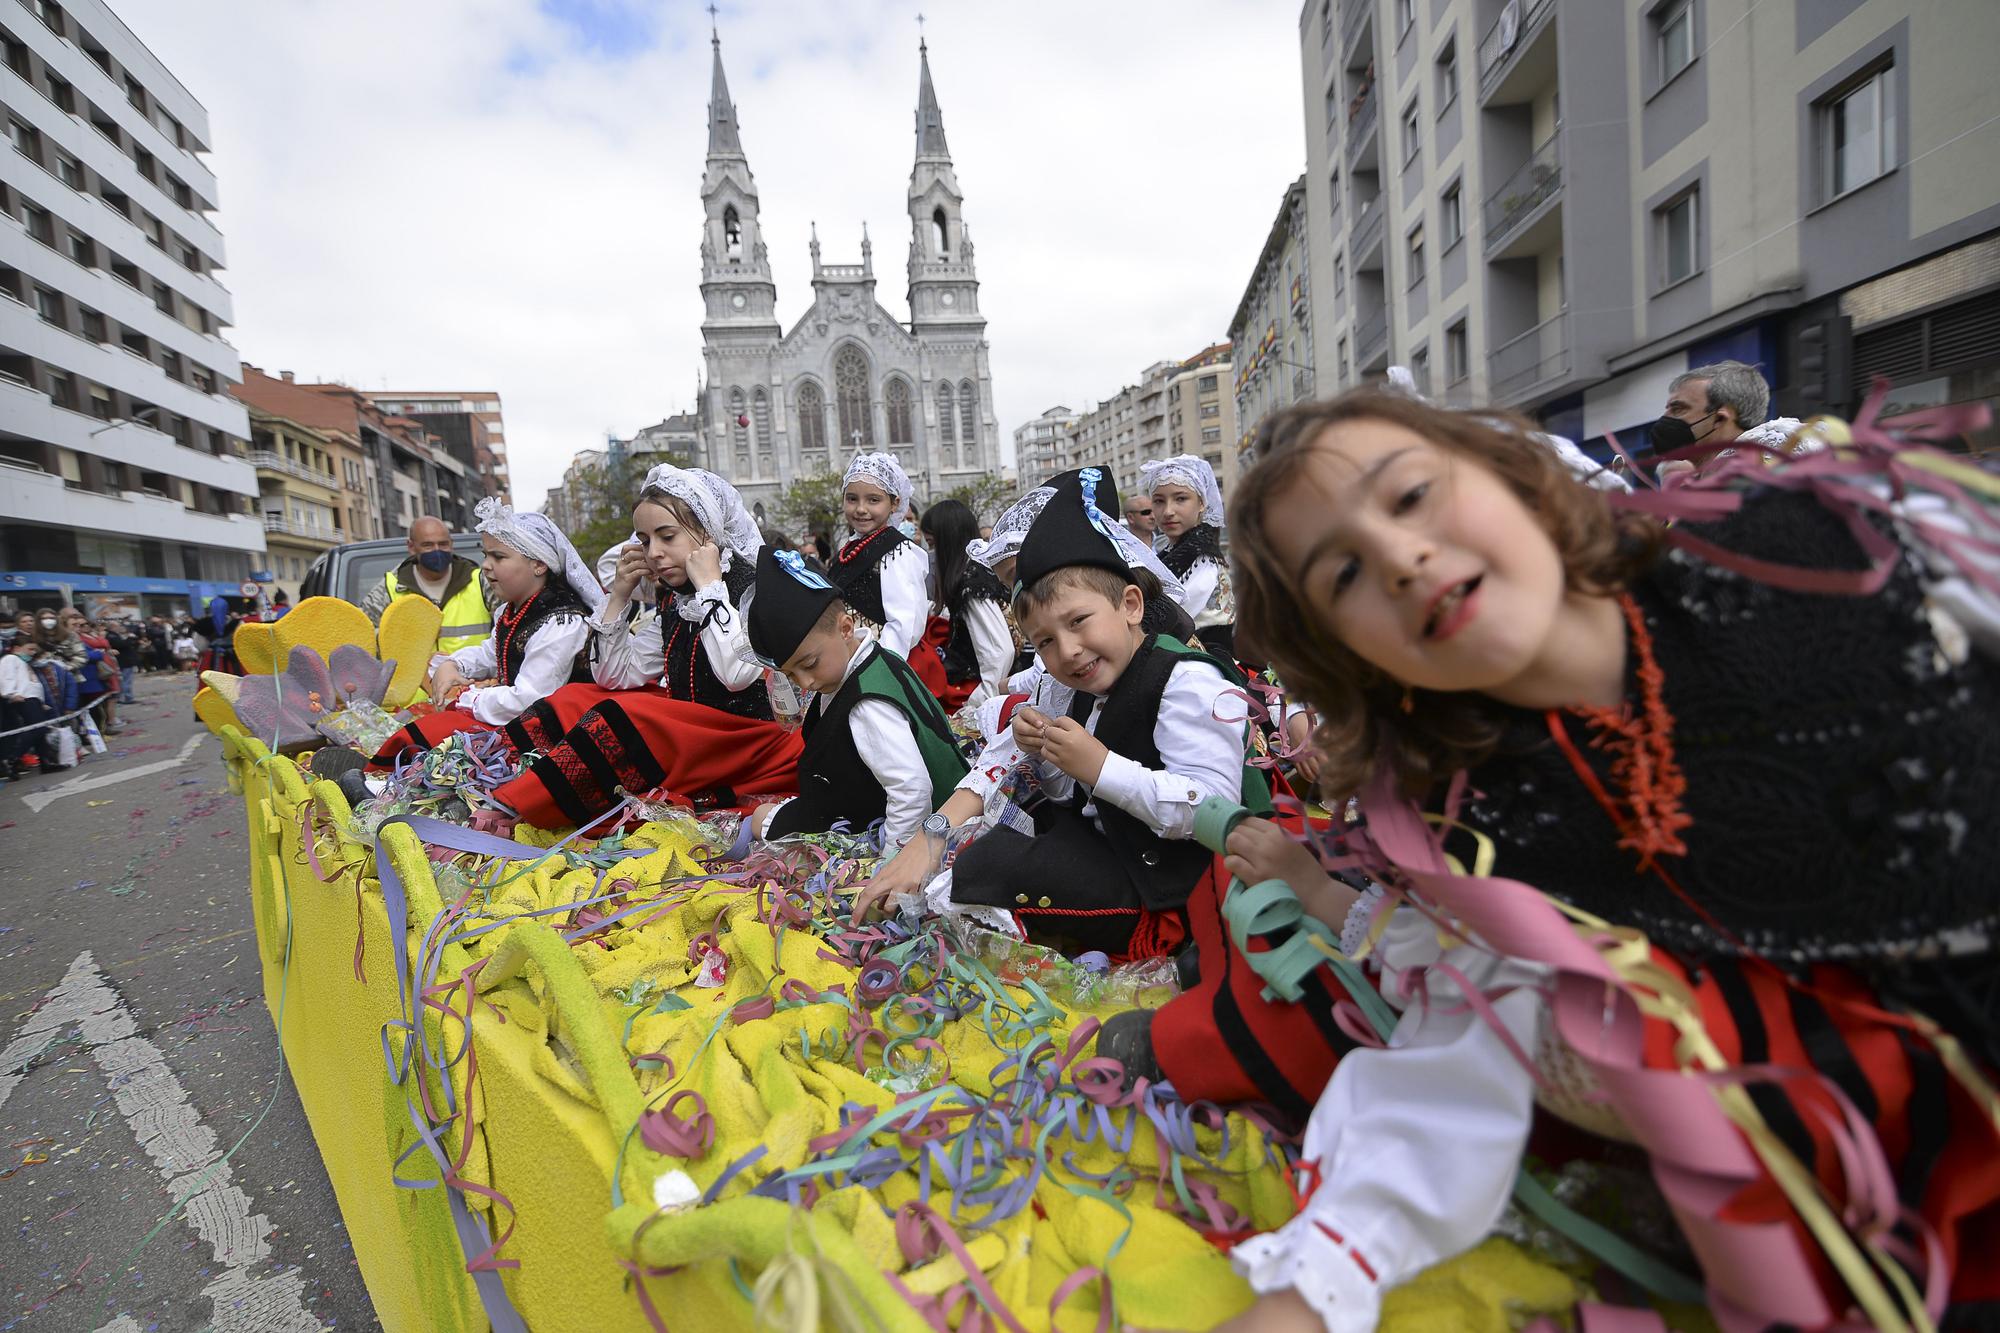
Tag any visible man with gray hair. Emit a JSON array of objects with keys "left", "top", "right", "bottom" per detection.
[{"left": 1650, "top": 360, "right": 1808, "bottom": 482}]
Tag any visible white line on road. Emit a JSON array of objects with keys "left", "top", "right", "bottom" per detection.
[
  {"left": 20, "top": 732, "right": 209, "bottom": 814},
  {"left": 0, "top": 951, "right": 324, "bottom": 1333}
]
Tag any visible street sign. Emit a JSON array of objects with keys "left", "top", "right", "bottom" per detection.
[
  {"left": 240, "top": 580, "right": 261, "bottom": 597},
  {"left": 249, "top": 569, "right": 275, "bottom": 582}
]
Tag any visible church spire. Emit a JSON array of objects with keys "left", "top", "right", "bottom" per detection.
[
  {"left": 914, "top": 38, "right": 950, "bottom": 162},
  {"left": 707, "top": 32, "right": 744, "bottom": 159}
]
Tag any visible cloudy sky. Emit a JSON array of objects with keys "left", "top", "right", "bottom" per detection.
[{"left": 118, "top": 0, "right": 1306, "bottom": 504}]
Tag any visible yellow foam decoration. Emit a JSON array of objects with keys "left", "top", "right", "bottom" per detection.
[
  {"left": 233, "top": 620, "right": 278, "bottom": 675},
  {"left": 192, "top": 685, "right": 242, "bottom": 735},
  {"left": 376, "top": 596, "right": 442, "bottom": 709},
  {"left": 199, "top": 671, "right": 246, "bottom": 704},
  {"left": 206, "top": 711, "right": 1605, "bottom": 1333},
  {"left": 273, "top": 596, "right": 377, "bottom": 670}
]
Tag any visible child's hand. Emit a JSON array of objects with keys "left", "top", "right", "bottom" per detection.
[
  {"left": 850, "top": 839, "right": 934, "bottom": 922},
  {"left": 1224, "top": 817, "right": 1361, "bottom": 930},
  {"left": 1040, "top": 716, "right": 1108, "bottom": 785},
  {"left": 608, "top": 542, "right": 650, "bottom": 599},
  {"left": 1209, "top": 1289, "right": 1327, "bottom": 1333},
  {"left": 1282, "top": 712, "right": 1323, "bottom": 788},
  {"left": 426, "top": 661, "right": 463, "bottom": 701},
  {"left": 1011, "top": 705, "right": 1050, "bottom": 757}
]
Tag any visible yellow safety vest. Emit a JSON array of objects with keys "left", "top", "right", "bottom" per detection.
[{"left": 385, "top": 566, "right": 493, "bottom": 654}]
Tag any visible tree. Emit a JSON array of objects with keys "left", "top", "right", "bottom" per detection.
[
  {"left": 772, "top": 471, "right": 845, "bottom": 542},
  {"left": 939, "top": 475, "right": 1016, "bottom": 524},
  {"left": 559, "top": 450, "right": 688, "bottom": 568}
]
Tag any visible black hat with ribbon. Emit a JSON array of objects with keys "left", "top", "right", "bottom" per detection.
[
  {"left": 1014, "top": 466, "right": 1136, "bottom": 594},
  {"left": 747, "top": 545, "right": 839, "bottom": 667}
]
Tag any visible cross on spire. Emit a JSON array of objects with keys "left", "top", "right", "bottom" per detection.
[
  {"left": 916, "top": 12, "right": 926, "bottom": 50},
  {"left": 707, "top": 1, "right": 719, "bottom": 36}
]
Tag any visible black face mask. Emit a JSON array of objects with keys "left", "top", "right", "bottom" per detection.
[
  {"left": 1648, "top": 411, "right": 1715, "bottom": 453},
  {"left": 416, "top": 549, "right": 454, "bottom": 574}
]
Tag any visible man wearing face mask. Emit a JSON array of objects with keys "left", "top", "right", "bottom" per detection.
[
  {"left": 359, "top": 515, "right": 496, "bottom": 653},
  {"left": 1649, "top": 360, "right": 1806, "bottom": 485}
]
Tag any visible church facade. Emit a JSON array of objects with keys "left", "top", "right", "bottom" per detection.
[{"left": 694, "top": 35, "right": 1000, "bottom": 521}]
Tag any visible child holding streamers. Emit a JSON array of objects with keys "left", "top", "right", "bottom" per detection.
[
  {"left": 827, "top": 452, "right": 931, "bottom": 663},
  {"left": 373, "top": 498, "right": 599, "bottom": 763},
  {"left": 744, "top": 546, "right": 967, "bottom": 853},
  {"left": 1142, "top": 453, "right": 1237, "bottom": 660},
  {"left": 488, "top": 465, "right": 802, "bottom": 828},
  {"left": 1204, "top": 387, "right": 2000, "bottom": 1332}
]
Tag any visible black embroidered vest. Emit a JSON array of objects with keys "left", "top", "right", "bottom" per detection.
[
  {"left": 1158, "top": 524, "right": 1223, "bottom": 581},
  {"left": 654, "top": 559, "right": 772, "bottom": 722},
  {"left": 493, "top": 583, "right": 590, "bottom": 687},
  {"left": 827, "top": 526, "right": 911, "bottom": 627},
  {"left": 942, "top": 562, "right": 1011, "bottom": 685}
]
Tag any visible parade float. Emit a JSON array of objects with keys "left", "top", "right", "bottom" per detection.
[{"left": 192, "top": 594, "right": 1659, "bottom": 1333}]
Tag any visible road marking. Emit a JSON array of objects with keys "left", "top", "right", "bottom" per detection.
[
  {"left": 0, "top": 952, "right": 324, "bottom": 1333},
  {"left": 20, "top": 732, "right": 209, "bottom": 814},
  {"left": 93, "top": 1318, "right": 144, "bottom": 1333}
]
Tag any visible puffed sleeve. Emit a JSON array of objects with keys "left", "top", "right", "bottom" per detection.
[
  {"left": 453, "top": 616, "right": 588, "bottom": 725},
  {"left": 590, "top": 603, "right": 665, "bottom": 689},
  {"left": 877, "top": 542, "right": 932, "bottom": 660},
  {"left": 690, "top": 580, "right": 767, "bottom": 691}
]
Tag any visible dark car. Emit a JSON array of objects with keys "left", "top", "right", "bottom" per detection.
[{"left": 298, "top": 533, "right": 486, "bottom": 609}]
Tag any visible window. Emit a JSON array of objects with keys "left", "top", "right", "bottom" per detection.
[
  {"left": 1820, "top": 64, "right": 1895, "bottom": 201},
  {"left": 168, "top": 175, "right": 192, "bottom": 210},
  {"left": 90, "top": 387, "right": 113, "bottom": 419},
  {"left": 1396, "top": 0, "right": 1414, "bottom": 34},
  {"left": 1406, "top": 223, "right": 1426, "bottom": 286},
  {"left": 3, "top": 30, "right": 28, "bottom": 79},
  {"left": 834, "top": 346, "right": 873, "bottom": 449},
  {"left": 125, "top": 75, "right": 148, "bottom": 114},
  {"left": 8, "top": 116, "right": 41, "bottom": 161},
  {"left": 958, "top": 381, "right": 978, "bottom": 451},
  {"left": 1201, "top": 426, "right": 1222, "bottom": 444},
  {"left": 1446, "top": 320, "right": 1469, "bottom": 383},
  {"left": 1200, "top": 402, "right": 1221, "bottom": 418},
  {"left": 36, "top": 1, "right": 64, "bottom": 37},
  {"left": 1333, "top": 255, "right": 1345, "bottom": 297},
  {"left": 34, "top": 284, "right": 62, "bottom": 324},
  {"left": 1410, "top": 344, "right": 1431, "bottom": 394},
  {"left": 727, "top": 387, "right": 748, "bottom": 456},
  {"left": 152, "top": 282, "right": 175, "bottom": 316},
  {"left": 1655, "top": 0, "right": 1694, "bottom": 84},
  {"left": 67, "top": 230, "right": 94, "bottom": 266},
  {"left": 722, "top": 205, "right": 740, "bottom": 257},
  {"left": 1658, "top": 189, "right": 1699, "bottom": 287},
  {"left": 46, "top": 72, "right": 74, "bottom": 114},
  {"left": 24, "top": 204, "right": 54, "bottom": 246},
  {"left": 933, "top": 207, "right": 949, "bottom": 257},
  {"left": 796, "top": 382, "right": 826, "bottom": 453},
  {"left": 1440, "top": 183, "right": 1463, "bottom": 248},
  {"left": 1436, "top": 40, "right": 1458, "bottom": 110},
  {"left": 80, "top": 307, "right": 105, "bottom": 342},
  {"left": 161, "top": 350, "right": 183, "bottom": 382},
  {"left": 48, "top": 371, "right": 76, "bottom": 410},
  {"left": 1325, "top": 87, "right": 1340, "bottom": 130},
  {"left": 1401, "top": 99, "right": 1422, "bottom": 165},
  {"left": 56, "top": 151, "right": 82, "bottom": 189},
  {"left": 752, "top": 386, "right": 772, "bottom": 452},
  {"left": 935, "top": 382, "right": 956, "bottom": 448},
  {"left": 885, "top": 376, "right": 913, "bottom": 443}
]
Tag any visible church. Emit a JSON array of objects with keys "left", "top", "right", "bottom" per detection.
[{"left": 693, "top": 33, "right": 1000, "bottom": 521}]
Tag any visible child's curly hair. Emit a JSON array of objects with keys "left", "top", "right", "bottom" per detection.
[{"left": 1228, "top": 389, "right": 1662, "bottom": 801}]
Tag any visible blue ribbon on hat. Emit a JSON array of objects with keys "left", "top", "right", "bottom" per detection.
[{"left": 776, "top": 548, "right": 833, "bottom": 591}]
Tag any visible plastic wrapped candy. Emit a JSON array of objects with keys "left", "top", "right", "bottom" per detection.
[{"left": 315, "top": 698, "right": 406, "bottom": 756}]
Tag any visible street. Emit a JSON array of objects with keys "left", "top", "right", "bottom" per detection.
[{"left": 0, "top": 673, "right": 376, "bottom": 1332}]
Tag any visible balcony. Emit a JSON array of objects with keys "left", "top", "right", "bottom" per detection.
[
  {"left": 1340, "top": 0, "right": 1373, "bottom": 57},
  {"left": 1356, "top": 308, "right": 1390, "bottom": 369},
  {"left": 262, "top": 514, "right": 344, "bottom": 544},
  {"left": 1478, "top": 0, "right": 1557, "bottom": 100},
  {"left": 1488, "top": 309, "right": 1570, "bottom": 402},
  {"left": 1483, "top": 129, "right": 1564, "bottom": 257},
  {"left": 1350, "top": 195, "right": 1386, "bottom": 269},
  {"left": 1345, "top": 87, "right": 1379, "bottom": 165},
  {"left": 247, "top": 450, "right": 337, "bottom": 489}
]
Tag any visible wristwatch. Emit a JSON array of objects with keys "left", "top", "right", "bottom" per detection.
[{"left": 921, "top": 812, "right": 951, "bottom": 842}]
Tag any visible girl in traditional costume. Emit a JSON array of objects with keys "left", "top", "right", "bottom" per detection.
[
  {"left": 488, "top": 466, "right": 801, "bottom": 828},
  {"left": 371, "top": 498, "right": 599, "bottom": 762},
  {"left": 912, "top": 498, "right": 1014, "bottom": 711},
  {"left": 1143, "top": 453, "right": 1238, "bottom": 661},
  {"left": 1202, "top": 388, "right": 2000, "bottom": 1332},
  {"left": 826, "top": 452, "right": 931, "bottom": 664}
]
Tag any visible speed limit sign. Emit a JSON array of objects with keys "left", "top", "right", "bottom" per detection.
[{"left": 240, "top": 580, "right": 261, "bottom": 597}]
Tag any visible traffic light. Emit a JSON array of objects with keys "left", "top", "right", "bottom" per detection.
[{"left": 1791, "top": 313, "right": 1853, "bottom": 416}]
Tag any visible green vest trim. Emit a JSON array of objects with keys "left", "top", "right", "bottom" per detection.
[
  {"left": 853, "top": 650, "right": 970, "bottom": 804},
  {"left": 1150, "top": 634, "right": 1273, "bottom": 816}
]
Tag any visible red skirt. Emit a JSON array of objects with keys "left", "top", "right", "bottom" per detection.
[
  {"left": 493, "top": 682, "right": 801, "bottom": 830},
  {"left": 368, "top": 707, "right": 500, "bottom": 768},
  {"left": 910, "top": 615, "right": 976, "bottom": 711}
]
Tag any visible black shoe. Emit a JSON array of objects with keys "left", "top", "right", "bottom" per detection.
[
  {"left": 309, "top": 745, "right": 369, "bottom": 784},
  {"left": 1094, "top": 1009, "right": 1163, "bottom": 1092},
  {"left": 335, "top": 768, "right": 373, "bottom": 810},
  {"left": 1174, "top": 942, "right": 1201, "bottom": 992}
]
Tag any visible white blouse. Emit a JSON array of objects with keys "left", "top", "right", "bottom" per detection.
[
  {"left": 437, "top": 613, "right": 590, "bottom": 726},
  {"left": 589, "top": 579, "right": 763, "bottom": 694},
  {"left": 840, "top": 535, "right": 930, "bottom": 663}
]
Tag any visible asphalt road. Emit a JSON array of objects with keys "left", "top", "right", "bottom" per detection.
[{"left": 0, "top": 672, "right": 378, "bottom": 1332}]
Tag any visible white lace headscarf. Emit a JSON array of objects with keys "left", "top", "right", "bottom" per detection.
[
  {"left": 477, "top": 497, "right": 606, "bottom": 614},
  {"left": 971, "top": 483, "right": 1186, "bottom": 604},
  {"left": 842, "top": 452, "right": 914, "bottom": 528},
  {"left": 1138, "top": 455, "right": 1225, "bottom": 532},
  {"left": 638, "top": 465, "right": 764, "bottom": 563}
]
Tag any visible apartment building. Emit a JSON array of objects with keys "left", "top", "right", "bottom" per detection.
[
  {"left": 1229, "top": 174, "right": 1316, "bottom": 454},
  {"left": 1165, "top": 343, "right": 1241, "bottom": 498},
  {"left": 1070, "top": 360, "right": 1179, "bottom": 503},
  {"left": 243, "top": 403, "right": 343, "bottom": 600},
  {"left": 1011, "top": 405, "right": 1080, "bottom": 488},
  {"left": 367, "top": 390, "right": 510, "bottom": 501},
  {"left": 1299, "top": 0, "right": 2000, "bottom": 453},
  {"left": 0, "top": 0, "right": 263, "bottom": 616}
]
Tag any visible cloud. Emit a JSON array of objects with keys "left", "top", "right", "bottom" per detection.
[{"left": 114, "top": 0, "right": 1306, "bottom": 504}]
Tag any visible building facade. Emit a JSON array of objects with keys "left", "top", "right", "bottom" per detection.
[
  {"left": 1228, "top": 176, "right": 1315, "bottom": 456},
  {"left": 695, "top": 35, "right": 1000, "bottom": 519},
  {"left": 1012, "top": 405, "right": 1080, "bottom": 488},
  {"left": 1165, "top": 343, "right": 1242, "bottom": 499},
  {"left": 1070, "top": 360, "right": 1179, "bottom": 504},
  {"left": 0, "top": 0, "right": 264, "bottom": 616},
  {"left": 244, "top": 404, "right": 343, "bottom": 599},
  {"left": 1298, "top": 0, "right": 2000, "bottom": 453},
  {"left": 367, "top": 390, "right": 510, "bottom": 500}
]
